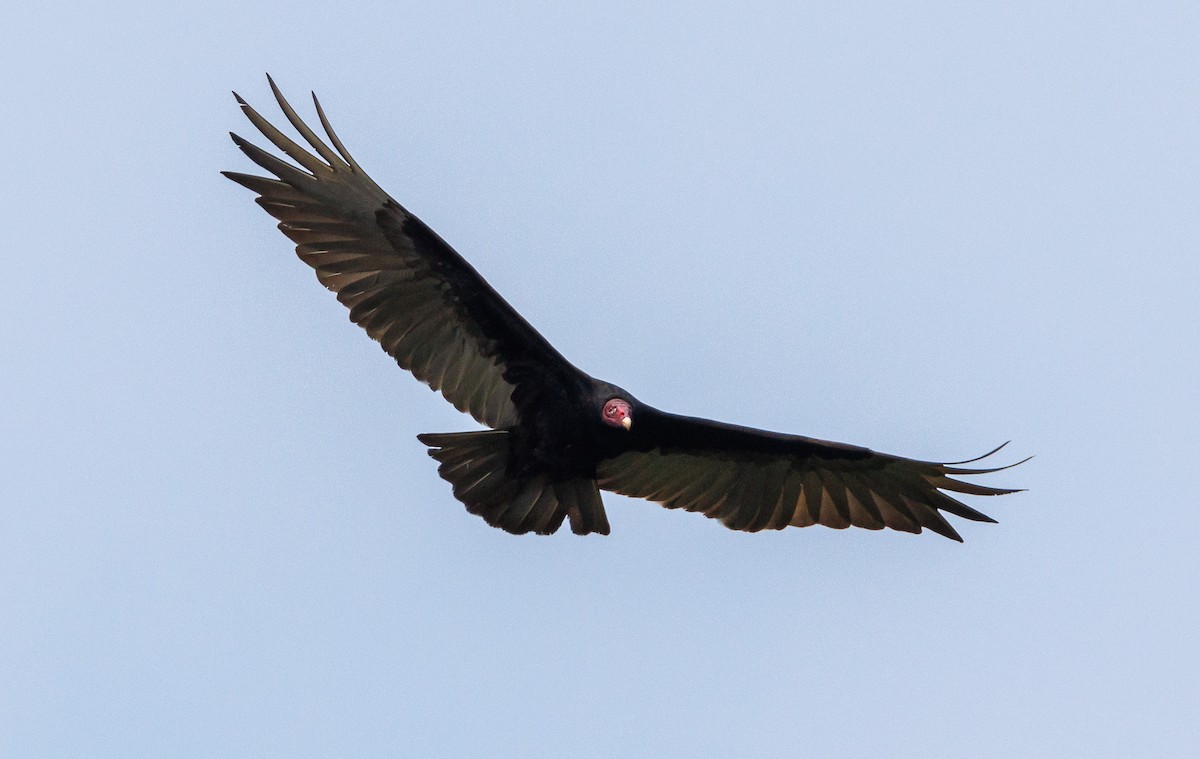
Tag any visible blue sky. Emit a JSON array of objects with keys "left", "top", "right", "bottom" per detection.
[{"left": 3, "top": 2, "right": 1198, "bottom": 756}]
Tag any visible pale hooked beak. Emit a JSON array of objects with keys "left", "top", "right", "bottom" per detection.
[{"left": 621, "top": 416, "right": 632, "bottom": 431}]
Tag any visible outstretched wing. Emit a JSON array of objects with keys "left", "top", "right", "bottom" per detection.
[
  {"left": 223, "top": 76, "right": 575, "bottom": 429},
  {"left": 597, "top": 410, "right": 1025, "bottom": 541}
]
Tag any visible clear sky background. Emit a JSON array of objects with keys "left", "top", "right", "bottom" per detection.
[{"left": 3, "top": 2, "right": 1198, "bottom": 757}]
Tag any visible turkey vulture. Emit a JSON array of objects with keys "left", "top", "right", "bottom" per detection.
[{"left": 224, "top": 77, "right": 1024, "bottom": 541}]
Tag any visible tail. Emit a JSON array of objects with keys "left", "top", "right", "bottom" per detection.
[{"left": 417, "top": 431, "right": 611, "bottom": 536}]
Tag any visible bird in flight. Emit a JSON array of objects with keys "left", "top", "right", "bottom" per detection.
[{"left": 225, "top": 76, "right": 1025, "bottom": 541}]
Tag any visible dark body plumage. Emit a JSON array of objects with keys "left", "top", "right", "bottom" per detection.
[{"left": 225, "top": 77, "right": 1025, "bottom": 541}]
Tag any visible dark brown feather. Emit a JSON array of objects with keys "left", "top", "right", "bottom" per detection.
[
  {"left": 227, "top": 78, "right": 1025, "bottom": 541},
  {"left": 596, "top": 410, "right": 1021, "bottom": 541},
  {"left": 225, "top": 82, "right": 592, "bottom": 431}
]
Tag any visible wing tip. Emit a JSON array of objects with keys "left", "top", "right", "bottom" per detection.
[
  {"left": 942, "top": 442, "right": 1032, "bottom": 475},
  {"left": 946, "top": 440, "right": 1011, "bottom": 466},
  {"left": 220, "top": 169, "right": 253, "bottom": 190}
]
